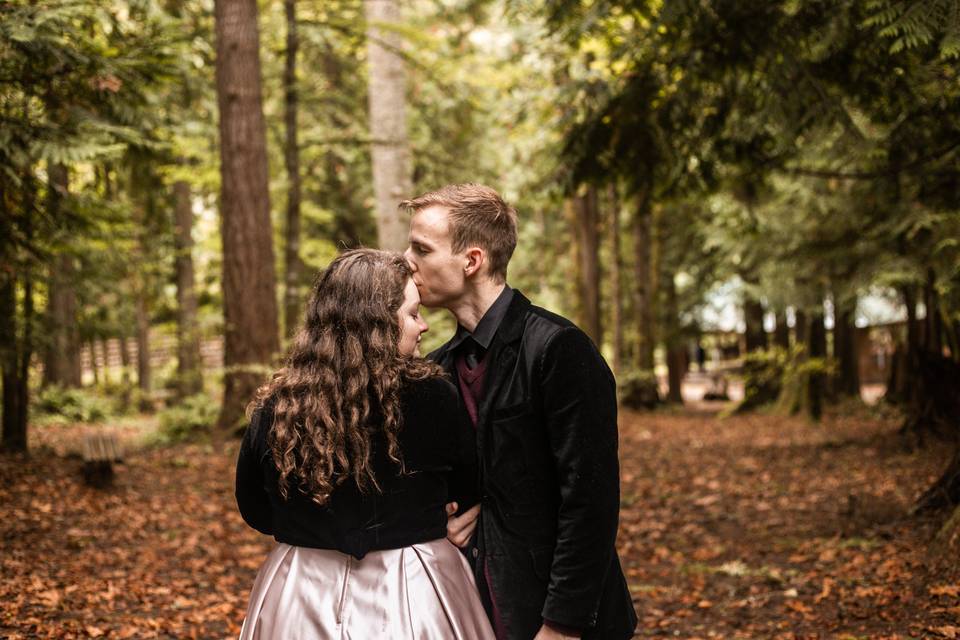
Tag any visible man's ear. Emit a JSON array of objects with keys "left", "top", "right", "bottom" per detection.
[{"left": 463, "top": 247, "right": 485, "bottom": 278}]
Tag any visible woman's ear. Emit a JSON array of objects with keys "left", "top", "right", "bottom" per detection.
[{"left": 463, "top": 247, "right": 485, "bottom": 278}]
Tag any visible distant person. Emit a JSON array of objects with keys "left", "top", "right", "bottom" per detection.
[
  {"left": 403, "top": 184, "right": 637, "bottom": 640},
  {"left": 696, "top": 343, "right": 706, "bottom": 372},
  {"left": 235, "top": 249, "right": 494, "bottom": 639}
]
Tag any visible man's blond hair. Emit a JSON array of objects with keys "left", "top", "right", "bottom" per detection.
[{"left": 400, "top": 184, "right": 518, "bottom": 282}]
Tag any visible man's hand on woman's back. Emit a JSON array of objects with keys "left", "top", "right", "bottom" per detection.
[{"left": 444, "top": 502, "right": 481, "bottom": 548}]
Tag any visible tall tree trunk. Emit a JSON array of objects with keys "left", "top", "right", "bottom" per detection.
[
  {"left": 632, "top": 187, "right": 655, "bottom": 371},
  {"left": 574, "top": 186, "right": 602, "bottom": 346},
  {"left": 365, "top": 0, "right": 412, "bottom": 251},
  {"left": 283, "top": 0, "right": 303, "bottom": 339},
  {"left": 1, "top": 173, "right": 33, "bottom": 452},
  {"left": 42, "top": 163, "right": 81, "bottom": 388},
  {"left": 794, "top": 309, "right": 808, "bottom": 348},
  {"left": 834, "top": 298, "right": 860, "bottom": 397},
  {"left": 924, "top": 267, "right": 942, "bottom": 355},
  {"left": 664, "top": 270, "right": 684, "bottom": 404},
  {"left": 807, "top": 306, "right": 826, "bottom": 420},
  {"left": 1, "top": 275, "right": 28, "bottom": 452},
  {"left": 743, "top": 297, "right": 767, "bottom": 353},
  {"left": 173, "top": 178, "right": 202, "bottom": 397},
  {"left": 773, "top": 311, "right": 790, "bottom": 350},
  {"left": 135, "top": 293, "right": 151, "bottom": 393},
  {"left": 608, "top": 183, "right": 623, "bottom": 376},
  {"left": 120, "top": 333, "right": 131, "bottom": 386},
  {"left": 214, "top": 0, "right": 281, "bottom": 434},
  {"left": 88, "top": 339, "right": 99, "bottom": 386}
]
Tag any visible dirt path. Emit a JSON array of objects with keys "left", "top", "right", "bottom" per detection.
[{"left": 1, "top": 407, "right": 957, "bottom": 639}]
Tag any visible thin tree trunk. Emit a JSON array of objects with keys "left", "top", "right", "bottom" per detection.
[
  {"left": 120, "top": 334, "right": 131, "bottom": 386},
  {"left": 773, "top": 311, "right": 790, "bottom": 350},
  {"left": 608, "top": 183, "right": 623, "bottom": 376},
  {"left": 173, "top": 178, "right": 202, "bottom": 397},
  {"left": 88, "top": 339, "right": 99, "bottom": 386},
  {"left": 214, "top": 0, "right": 281, "bottom": 434},
  {"left": 135, "top": 293, "right": 151, "bottom": 392},
  {"left": 574, "top": 186, "right": 602, "bottom": 346},
  {"left": 633, "top": 187, "right": 654, "bottom": 371},
  {"left": 42, "top": 163, "right": 81, "bottom": 388},
  {"left": 283, "top": 0, "right": 303, "bottom": 339},
  {"left": 365, "top": 0, "right": 412, "bottom": 251}
]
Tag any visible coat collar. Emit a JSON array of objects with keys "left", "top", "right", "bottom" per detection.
[{"left": 432, "top": 289, "right": 531, "bottom": 367}]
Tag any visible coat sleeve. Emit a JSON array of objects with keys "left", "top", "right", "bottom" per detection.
[
  {"left": 538, "top": 326, "right": 620, "bottom": 630},
  {"left": 235, "top": 408, "right": 274, "bottom": 536}
]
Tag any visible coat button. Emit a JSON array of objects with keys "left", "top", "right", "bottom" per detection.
[{"left": 471, "top": 548, "right": 479, "bottom": 559}]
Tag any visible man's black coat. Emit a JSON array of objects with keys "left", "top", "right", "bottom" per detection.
[{"left": 431, "top": 290, "right": 637, "bottom": 640}]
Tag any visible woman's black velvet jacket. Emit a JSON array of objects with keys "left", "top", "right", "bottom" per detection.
[
  {"left": 430, "top": 290, "right": 638, "bottom": 640},
  {"left": 235, "top": 376, "right": 478, "bottom": 559}
]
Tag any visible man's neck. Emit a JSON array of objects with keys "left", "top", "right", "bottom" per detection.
[{"left": 449, "top": 280, "right": 506, "bottom": 333}]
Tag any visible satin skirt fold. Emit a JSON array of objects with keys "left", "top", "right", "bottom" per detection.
[{"left": 239, "top": 539, "right": 495, "bottom": 640}]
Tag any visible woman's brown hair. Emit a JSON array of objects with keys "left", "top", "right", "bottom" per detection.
[{"left": 249, "top": 249, "right": 441, "bottom": 505}]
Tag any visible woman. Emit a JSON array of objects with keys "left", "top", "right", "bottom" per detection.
[{"left": 235, "top": 249, "right": 493, "bottom": 639}]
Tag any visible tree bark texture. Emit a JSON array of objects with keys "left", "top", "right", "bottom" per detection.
[
  {"left": 135, "top": 291, "right": 151, "bottom": 392},
  {"left": 773, "top": 311, "right": 790, "bottom": 350},
  {"left": 365, "top": 0, "right": 412, "bottom": 251},
  {"left": 1, "top": 275, "right": 27, "bottom": 452},
  {"left": 608, "top": 183, "right": 623, "bottom": 376},
  {"left": 282, "top": 0, "right": 303, "bottom": 339},
  {"left": 664, "top": 271, "right": 684, "bottom": 404},
  {"left": 794, "top": 309, "right": 808, "bottom": 347},
  {"left": 833, "top": 300, "right": 860, "bottom": 397},
  {"left": 173, "top": 179, "right": 202, "bottom": 397},
  {"left": 632, "top": 188, "right": 655, "bottom": 371},
  {"left": 807, "top": 308, "right": 826, "bottom": 421},
  {"left": 42, "top": 163, "right": 81, "bottom": 388},
  {"left": 1, "top": 174, "right": 33, "bottom": 452},
  {"left": 924, "top": 267, "right": 942, "bottom": 355},
  {"left": 574, "top": 186, "right": 602, "bottom": 346},
  {"left": 214, "top": 0, "right": 281, "bottom": 433},
  {"left": 743, "top": 298, "right": 767, "bottom": 353}
]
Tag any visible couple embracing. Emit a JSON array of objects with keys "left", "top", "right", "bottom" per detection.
[{"left": 235, "top": 185, "right": 638, "bottom": 639}]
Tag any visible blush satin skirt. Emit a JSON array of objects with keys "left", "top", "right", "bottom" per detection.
[{"left": 238, "top": 539, "right": 496, "bottom": 640}]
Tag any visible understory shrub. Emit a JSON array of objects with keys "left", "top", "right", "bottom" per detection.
[
  {"left": 153, "top": 394, "right": 218, "bottom": 444},
  {"left": 734, "top": 347, "right": 792, "bottom": 414},
  {"left": 618, "top": 369, "right": 660, "bottom": 410},
  {"left": 32, "top": 385, "right": 112, "bottom": 423}
]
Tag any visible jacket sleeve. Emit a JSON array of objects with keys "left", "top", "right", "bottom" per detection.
[
  {"left": 235, "top": 408, "right": 274, "bottom": 536},
  {"left": 538, "top": 326, "right": 620, "bottom": 630}
]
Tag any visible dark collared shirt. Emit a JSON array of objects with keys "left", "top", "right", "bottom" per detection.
[{"left": 448, "top": 285, "right": 515, "bottom": 358}]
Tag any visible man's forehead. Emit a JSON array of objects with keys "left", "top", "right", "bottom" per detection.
[{"left": 410, "top": 205, "right": 452, "bottom": 243}]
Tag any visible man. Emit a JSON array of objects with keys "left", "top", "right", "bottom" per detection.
[{"left": 402, "top": 184, "right": 637, "bottom": 640}]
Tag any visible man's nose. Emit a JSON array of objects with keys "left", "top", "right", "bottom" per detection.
[{"left": 403, "top": 247, "right": 417, "bottom": 270}]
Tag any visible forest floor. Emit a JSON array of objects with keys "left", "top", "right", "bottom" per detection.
[{"left": 1, "top": 402, "right": 958, "bottom": 639}]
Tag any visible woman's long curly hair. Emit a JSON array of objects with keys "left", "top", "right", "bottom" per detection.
[{"left": 249, "top": 249, "right": 442, "bottom": 505}]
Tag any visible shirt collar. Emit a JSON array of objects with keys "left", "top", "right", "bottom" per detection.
[{"left": 448, "top": 285, "right": 514, "bottom": 352}]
